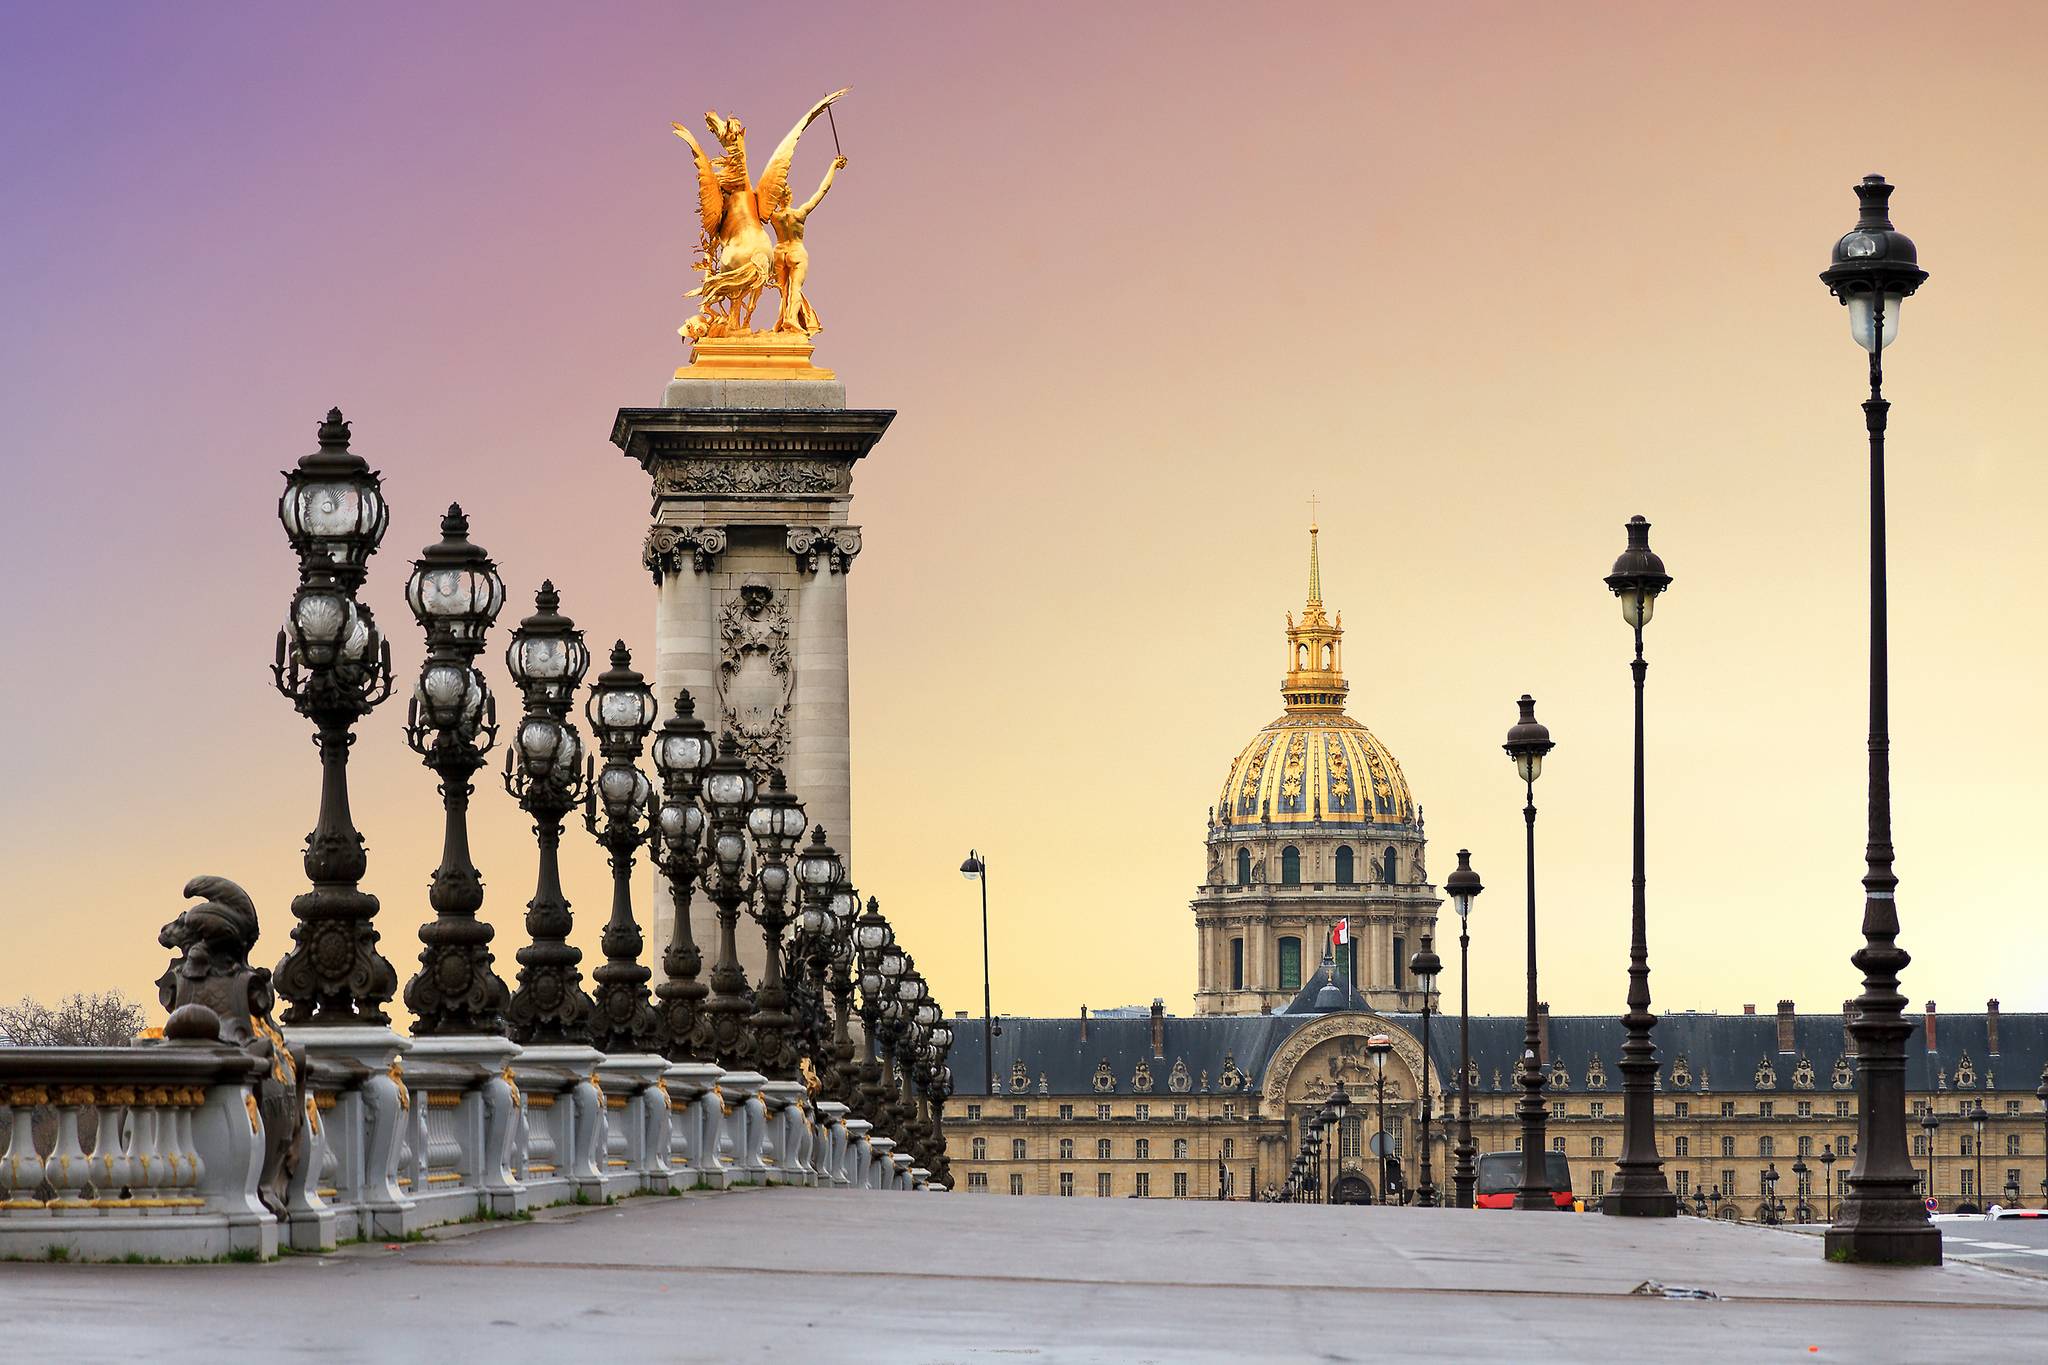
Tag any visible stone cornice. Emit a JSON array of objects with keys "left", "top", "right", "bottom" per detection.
[{"left": 613, "top": 407, "right": 897, "bottom": 475}]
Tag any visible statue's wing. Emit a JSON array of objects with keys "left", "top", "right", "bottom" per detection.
[
  {"left": 755, "top": 88, "right": 849, "bottom": 222},
  {"left": 671, "top": 123, "right": 724, "bottom": 235}
]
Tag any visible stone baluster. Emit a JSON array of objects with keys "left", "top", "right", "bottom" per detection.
[
  {"left": 842, "top": 1117, "right": 872, "bottom": 1188},
  {"left": 90, "top": 1089, "right": 137, "bottom": 1207},
  {"left": 45, "top": 1087, "right": 94, "bottom": 1209},
  {"left": 814, "top": 1100, "right": 851, "bottom": 1187},
  {"left": 479, "top": 1065, "right": 523, "bottom": 1215},
  {"left": 1, "top": 1087, "right": 47, "bottom": 1210},
  {"left": 568, "top": 1070, "right": 605, "bottom": 1198},
  {"left": 866, "top": 1135, "right": 896, "bottom": 1191}
]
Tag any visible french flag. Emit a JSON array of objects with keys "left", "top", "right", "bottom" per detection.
[{"left": 1331, "top": 918, "right": 1350, "bottom": 947}]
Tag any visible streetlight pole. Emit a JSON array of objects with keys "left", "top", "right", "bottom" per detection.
[
  {"left": 1819, "top": 173, "right": 1939, "bottom": 1267},
  {"left": 1920, "top": 1110, "right": 1940, "bottom": 1211},
  {"left": 1410, "top": 938, "right": 1442, "bottom": 1207},
  {"left": 961, "top": 851, "right": 994, "bottom": 1098},
  {"left": 1502, "top": 696, "right": 1556, "bottom": 1210},
  {"left": 2038, "top": 1065, "right": 2048, "bottom": 1208},
  {"left": 1446, "top": 850, "right": 1483, "bottom": 1208},
  {"left": 1820, "top": 1143, "right": 1837, "bottom": 1223},
  {"left": 1367, "top": 1033, "right": 1392, "bottom": 1205},
  {"left": 1604, "top": 517, "right": 1676, "bottom": 1218},
  {"left": 1971, "top": 1101, "right": 1986, "bottom": 1211}
]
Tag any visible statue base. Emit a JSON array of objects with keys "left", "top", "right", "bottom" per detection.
[{"left": 674, "top": 332, "right": 835, "bottom": 382}]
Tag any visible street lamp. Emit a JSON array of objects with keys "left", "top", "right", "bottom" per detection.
[
  {"left": 960, "top": 851, "right": 995, "bottom": 1098},
  {"left": 401, "top": 504, "right": 508, "bottom": 1036},
  {"left": 650, "top": 690, "right": 716, "bottom": 1060},
  {"left": 1792, "top": 1155, "right": 1810, "bottom": 1223},
  {"left": 1502, "top": 695, "right": 1556, "bottom": 1210},
  {"left": 1819, "top": 1143, "right": 1838, "bottom": 1223},
  {"left": 1691, "top": 1186, "right": 1708, "bottom": 1217},
  {"left": 2039, "top": 1064, "right": 2048, "bottom": 1207},
  {"left": 853, "top": 897, "right": 895, "bottom": 1122},
  {"left": 502, "top": 582, "right": 594, "bottom": 1047},
  {"left": 1920, "top": 1109, "right": 1940, "bottom": 1211},
  {"left": 1818, "top": 173, "right": 1939, "bottom": 1267},
  {"left": 1366, "top": 1033, "right": 1393, "bottom": 1205},
  {"left": 1708, "top": 1185, "right": 1723, "bottom": 1219},
  {"left": 1329, "top": 1080, "right": 1352, "bottom": 1204},
  {"left": 1409, "top": 936, "right": 1442, "bottom": 1208},
  {"left": 1603, "top": 516, "right": 1676, "bottom": 1218},
  {"left": 1970, "top": 1100, "right": 1987, "bottom": 1212},
  {"left": 2006, "top": 1174, "right": 2022, "bottom": 1211},
  {"left": 1446, "top": 849, "right": 1483, "bottom": 1208},
  {"left": 1762, "top": 1162, "right": 1780, "bottom": 1224},
  {"left": 584, "top": 642, "right": 660, "bottom": 1056},
  {"left": 793, "top": 825, "right": 847, "bottom": 1088},
  {"left": 697, "top": 735, "right": 760, "bottom": 1066},
  {"left": 826, "top": 877, "right": 864, "bottom": 1101},
  {"left": 271, "top": 409, "right": 397, "bottom": 1025},
  {"left": 744, "top": 768, "right": 810, "bottom": 1079}
]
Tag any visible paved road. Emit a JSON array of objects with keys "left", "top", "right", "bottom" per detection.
[
  {"left": 4, "top": 1192, "right": 2044, "bottom": 1363},
  {"left": 1933, "top": 1214, "right": 2048, "bottom": 1276}
]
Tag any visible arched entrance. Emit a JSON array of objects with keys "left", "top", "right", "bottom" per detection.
[{"left": 1330, "top": 1174, "right": 1374, "bottom": 1205}]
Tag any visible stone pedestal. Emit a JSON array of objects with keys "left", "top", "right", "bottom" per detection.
[
  {"left": 714, "top": 1070, "right": 771, "bottom": 1182},
  {"left": 598, "top": 1053, "right": 675, "bottom": 1195},
  {"left": 842, "top": 1117, "right": 874, "bottom": 1188},
  {"left": 287, "top": 1025, "right": 415, "bottom": 1238},
  {"left": 663, "top": 1060, "right": 728, "bottom": 1189},
  {"left": 758, "top": 1079, "right": 808, "bottom": 1185},
  {"left": 866, "top": 1136, "right": 897, "bottom": 1192},
  {"left": 407, "top": 1034, "right": 526, "bottom": 1217},
  {"left": 814, "top": 1100, "right": 852, "bottom": 1187},
  {"left": 615, "top": 388, "right": 894, "bottom": 989},
  {"left": 514, "top": 1044, "right": 606, "bottom": 1201}
]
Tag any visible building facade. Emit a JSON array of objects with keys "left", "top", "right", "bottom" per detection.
[{"left": 946, "top": 525, "right": 2048, "bottom": 1214}]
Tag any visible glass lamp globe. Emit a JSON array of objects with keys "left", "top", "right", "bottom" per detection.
[
  {"left": 288, "top": 588, "right": 355, "bottom": 667},
  {"left": 279, "top": 411, "right": 388, "bottom": 572}
]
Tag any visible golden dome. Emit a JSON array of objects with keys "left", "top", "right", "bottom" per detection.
[{"left": 1215, "top": 521, "right": 1414, "bottom": 827}]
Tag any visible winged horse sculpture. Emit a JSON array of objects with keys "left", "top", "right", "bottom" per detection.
[{"left": 673, "top": 89, "right": 849, "bottom": 340}]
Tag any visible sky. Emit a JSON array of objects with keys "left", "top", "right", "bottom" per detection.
[{"left": 3, "top": 1, "right": 2045, "bottom": 1027}]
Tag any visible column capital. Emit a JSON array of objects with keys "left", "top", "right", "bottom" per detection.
[
  {"left": 643, "top": 524, "right": 728, "bottom": 582},
  {"left": 787, "top": 525, "right": 863, "bottom": 575}
]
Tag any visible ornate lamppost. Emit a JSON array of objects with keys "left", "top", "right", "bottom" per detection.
[
  {"left": 1446, "top": 849, "right": 1483, "bottom": 1208},
  {"left": 401, "top": 504, "right": 508, "bottom": 1035},
  {"left": 1328, "top": 1082, "right": 1352, "bottom": 1204},
  {"left": 852, "top": 897, "right": 895, "bottom": 1123},
  {"left": 827, "top": 877, "right": 864, "bottom": 1103},
  {"left": 1502, "top": 694, "right": 1556, "bottom": 1210},
  {"left": 2038, "top": 1064, "right": 2048, "bottom": 1206},
  {"left": 696, "top": 736, "right": 760, "bottom": 1067},
  {"left": 1761, "top": 1162, "right": 1781, "bottom": 1224},
  {"left": 960, "top": 850, "right": 995, "bottom": 1099},
  {"left": 792, "top": 827, "right": 847, "bottom": 1083},
  {"left": 1409, "top": 937, "right": 1442, "bottom": 1207},
  {"left": 1366, "top": 1032, "right": 1392, "bottom": 1205},
  {"left": 271, "top": 408, "right": 397, "bottom": 1024},
  {"left": 1792, "top": 1155, "right": 1810, "bottom": 1223},
  {"left": 1919, "top": 1108, "right": 1940, "bottom": 1209},
  {"left": 1970, "top": 1100, "right": 1987, "bottom": 1211},
  {"left": 1603, "top": 516, "right": 1677, "bottom": 1218},
  {"left": 1819, "top": 173, "right": 1939, "bottom": 1266},
  {"left": 1820, "top": 1143, "right": 1838, "bottom": 1222},
  {"left": 502, "top": 582, "right": 594, "bottom": 1046},
  {"left": 650, "top": 691, "right": 716, "bottom": 1059},
  {"left": 744, "top": 769, "right": 810, "bottom": 1078},
  {"left": 583, "top": 643, "right": 660, "bottom": 1055}
]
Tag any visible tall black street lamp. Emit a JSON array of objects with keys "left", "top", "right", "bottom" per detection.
[
  {"left": 1818, "top": 173, "right": 1939, "bottom": 1267},
  {"left": 1603, "top": 517, "right": 1676, "bottom": 1217},
  {"left": 502, "top": 583, "right": 594, "bottom": 1046},
  {"left": 1820, "top": 1143, "right": 1838, "bottom": 1222},
  {"left": 2038, "top": 1064, "right": 2048, "bottom": 1206},
  {"left": 826, "top": 877, "right": 864, "bottom": 1103},
  {"left": 1446, "top": 850, "right": 1483, "bottom": 1208},
  {"left": 1792, "top": 1154, "right": 1810, "bottom": 1222},
  {"left": 1920, "top": 1109, "right": 1940, "bottom": 1208},
  {"left": 793, "top": 826, "right": 847, "bottom": 1089},
  {"left": 401, "top": 504, "right": 508, "bottom": 1035},
  {"left": 852, "top": 897, "right": 894, "bottom": 1121},
  {"left": 696, "top": 736, "right": 760, "bottom": 1066},
  {"left": 1328, "top": 1080, "right": 1352, "bottom": 1204},
  {"left": 271, "top": 409, "right": 397, "bottom": 1025},
  {"left": 1969, "top": 1100, "right": 1987, "bottom": 1211},
  {"left": 650, "top": 691, "right": 716, "bottom": 1059},
  {"left": 584, "top": 643, "right": 660, "bottom": 1055},
  {"left": 1409, "top": 937, "right": 1442, "bottom": 1207},
  {"left": 744, "top": 769, "right": 810, "bottom": 1078},
  {"left": 1502, "top": 695, "right": 1556, "bottom": 1210},
  {"left": 1761, "top": 1162, "right": 1781, "bottom": 1224},
  {"left": 960, "top": 851, "right": 995, "bottom": 1097},
  {"left": 1366, "top": 1032, "right": 1393, "bottom": 1205}
]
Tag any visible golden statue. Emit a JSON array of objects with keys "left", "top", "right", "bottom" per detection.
[{"left": 671, "top": 89, "right": 849, "bottom": 380}]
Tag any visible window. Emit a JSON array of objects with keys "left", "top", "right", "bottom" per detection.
[
  {"left": 1012, "top": 1104, "right": 1027, "bottom": 1119},
  {"left": 1382, "top": 847, "right": 1399, "bottom": 882},
  {"left": 1096, "top": 1103, "right": 1111, "bottom": 1121},
  {"left": 2009, "top": 1168, "right": 2024, "bottom": 1194},
  {"left": 1836, "top": 1100, "right": 1852, "bottom": 1118},
  {"left": 1514, "top": 1137, "right": 1523, "bottom": 1152},
  {"left": 1674, "top": 1170, "right": 1690, "bottom": 1198},
  {"left": 1589, "top": 1102, "right": 1604, "bottom": 1119},
  {"left": 1839, "top": 1135, "right": 1853, "bottom": 1158},
  {"left": 1759, "top": 1136, "right": 1774, "bottom": 1158},
  {"left": 1393, "top": 936, "right": 1406, "bottom": 991},
  {"left": 1173, "top": 1139, "right": 1189, "bottom": 1159},
  {"left": 1590, "top": 1137, "right": 1605, "bottom": 1157},
  {"left": 1720, "top": 1170, "right": 1735, "bottom": 1197},
  {"left": 1135, "top": 1139, "right": 1151, "bottom": 1160},
  {"left": 1173, "top": 1171, "right": 1189, "bottom": 1198},
  {"left": 972, "top": 1137, "right": 987, "bottom": 1160},
  {"left": 1012, "top": 1138, "right": 1027, "bottom": 1160},
  {"left": 1222, "top": 1138, "right": 1235, "bottom": 1160},
  {"left": 1236, "top": 848, "right": 1251, "bottom": 886},
  {"left": 1097, "top": 1173, "right": 1112, "bottom": 1197},
  {"left": 1961, "top": 1136, "right": 1974, "bottom": 1158},
  {"left": 1721, "top": 1136, "right": 1735, "bottom": 1159},
  {"left": 1281, "top": 846, "right": 1302, "bottom": 885},
  {"left": 1009, "top": 1174, "right": 1024, "bottom": 1196},
  {"left": 1590, "top": 1169, "right": 1605, "bottom": 1198},
  {"left": 966, "top": 1104, "right": 982, "bottom": 1121},
  {"left": 1758, "top": 1102, "right": 1774, "bottom": 1119},
  {"left": 1796, "top": 1168, "right": 1812, "bottom": 1197},
  {"left": 1135, "top": 1104, "right": 1150, "bottom": 1121},
  {"left": 1797, "top": 1136, "right": 1812, "bottom": 1157},
  {"left": 1135, "top": 1172, "right": 1151, "bottom": 1197},
  {"left": 1552, "top": 1137, "right": 1566, "bottom": 1153},
  {"left": 2009, "top": 1101, "right": 2024, "bottom": 1116},
  {"left": 1913, "top": 1134, "right": 1927, "bottom": 1157},
  {"left": 1340, "top": 1117, "right": 1361, "bottom": 1159},
  {"left": 1335, "top": 846, "right": 1354, "bottom": 885},
  {"left": 968, "top": 1173, "right": 989, "bottom": 1192},
  {"left": 1797, "top": 1101, "right": 1812, "bottom": 1119},
  {"left": 1173, "top": 1103, "right": 1187, "bottom": 1120},
  {"left": 1097, "top": 1139, "right": 1111, "bottom": 1160},
  {"left": 2009, "top": 1134, "right": 2023, "bottom": 1157},
  {"left": 1912, "top": 1099, "right": 1929, "bottom": 1117},
  {"left": 1674, "top": 1136, "right": 1690, "bottom": 1157},
  {"left": 1059, "top": 1139, "right": 1074, "bottom": 1160},
  {"left": 1720, "top": 1102, "right": 1736, "bottom": 1118},
  {"left": 1674, "top": 1101, "right": 1690, "bottom": 1118},
  {"left": 1278, "top": 938, "right": 1303, "bottom": 991},
  {"left": 1961, "top": 1169, "right": 1975, "bottom": 1199},
  {"left": 1059, "top": 1172, "right": 1074, "bottom": 1196},
  {"left": 1058, "top": 1104, "right": 1073, "bottom": 1120},
  {"left": 1551, "top": 1101, "right": 1566, "bottom": 1120},
  {"left": 1230, "top": 938, "right": 1245, "bottom": 990},
  {"left": 1222, "top": 1103, "right": 1237, "bottom": 1120}
]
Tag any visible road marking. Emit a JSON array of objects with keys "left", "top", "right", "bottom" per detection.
[{"left": 1969, "top": 1242, "right": 2029, "bottom": 1251}]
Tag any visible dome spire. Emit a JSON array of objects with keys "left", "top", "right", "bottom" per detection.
[
  {"left": 1283, "top": 514, "right": 1346, "bottom": 712},
  {"left": 1307, "top": 495, "right": 1323, "bottom": 610}
]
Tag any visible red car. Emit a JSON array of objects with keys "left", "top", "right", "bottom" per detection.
[{"left": 1474, "top": 1151, "right": 1578, "bottom": 1210}]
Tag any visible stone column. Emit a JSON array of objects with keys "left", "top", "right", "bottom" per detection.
[{"left": 616, "top": 386, "right": 893, "bottom": 989}]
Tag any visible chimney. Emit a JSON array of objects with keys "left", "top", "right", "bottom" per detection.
[
  {"left": 1079, "top": 1005, "right": 1088, "bottom": 1044},
  {"left": 1923, "top": 1001, "right": 1937, "bottom": 1053},
  {"left": 1536, "top": 1002, "right": 1550, "bottom": 1062},
  {"left": 1150, "top": 998, "right": 1166, "bottom": 1058},
  {"left": 1842, "top": 999, "right": 1858, "bottom": 1057},
  {"left": 1776, "top": 1000, "right": 1796, "bottom": 1054},
  {"left": 1743, "top": 1003, "right": 1756, "bottom": 1016},
  {"left": 1987, "top": 998, "right": 2001, "bottom": 1056}
]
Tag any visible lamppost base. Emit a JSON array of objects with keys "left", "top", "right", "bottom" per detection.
[
  {"left": 1601, "top": 1187, "right": 1678, "bottom": 1218},
  {"left": 1823, "top": 1222, "right": 1942, "bottom": 1266}
]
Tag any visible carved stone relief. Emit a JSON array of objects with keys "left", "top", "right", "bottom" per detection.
[
  {"left": 642, "top": 523, "right": 728, "bottom": 581},
  {"left": 654, "top": 459, "right": 844, "bottom": 497},
  {"left": 716, "top": 578, "right": 794, "bottom": 773},
  {"left": 787, "top": 525, "right": 863, "bottom": 574}
]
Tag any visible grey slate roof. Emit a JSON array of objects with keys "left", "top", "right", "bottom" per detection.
[{"left": 952, "top": 1007, "right": 2048, "bottom": 1102}]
